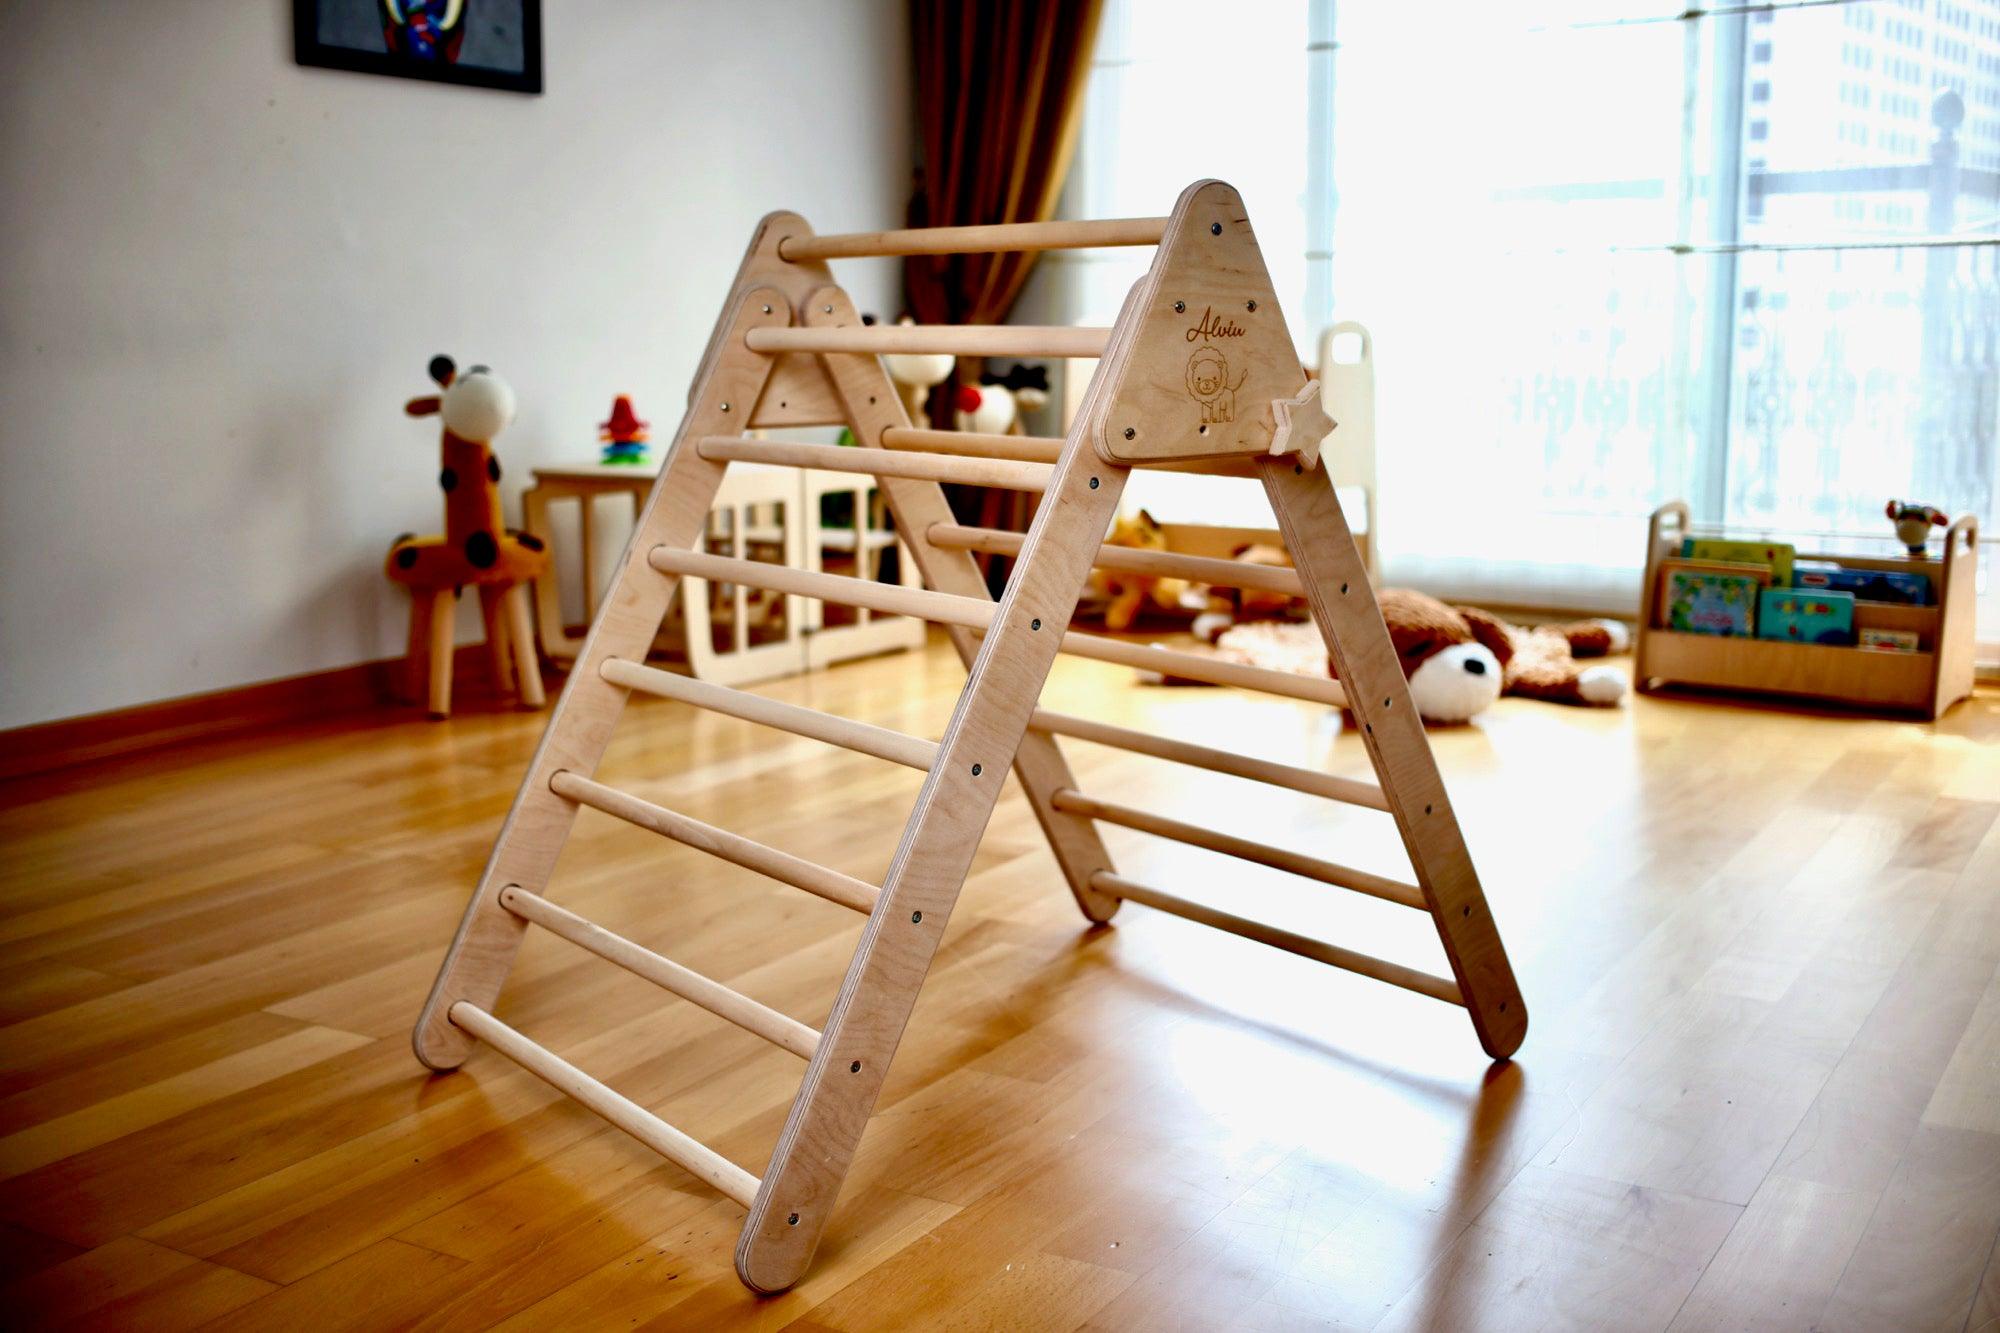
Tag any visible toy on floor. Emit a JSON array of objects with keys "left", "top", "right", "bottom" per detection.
[
  {"left": 1209, "top": 589, "right": 1629, "bottom": 723},
  {"left": 386, "top": 355, "right": 548, "bottom": 718},
  {"left": 600, "top": 395, "right": 651, "bottom": 465},
  {"left": 1886, "top": 499, "right": 1948, "bottom": 555},
  {"left": 1083, "top": 509, "right": 1196, "bottom": 630},
  {"left": 1191, "top": 540, "right": 1308, "bottom": 642}
]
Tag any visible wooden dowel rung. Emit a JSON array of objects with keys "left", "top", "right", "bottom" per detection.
[
  {"left": 697, "top": 437, "right": 1052, "bottom": 491},
  {"left": 745, "top": 325, "right": 1112, "bottom": 359},
  {"left": 1089, "top": 874, "right": 1463, "bottom": 1005},
  {"left": 929, "top": 524, "right": 1307, "bottom": 596},
  {"left": 878, "top": 428, "right": 1066, "bottom": 464},
  {"left": 601, "top": 657, "right": 937, "bottom": 771},
  {"left": 1051, "top": 631, "right": 1349, "bottom": 708},
  {"left": 447, "top": 1002, "right": 763, "bottom": 1206},
  {"left": 1028, "top": 709, "right": 1391, "bottom": 812},
  {"left": 648, "top": 546, "right": 994, "bottom": 631},
  {"left": 550, "top": 770, "right": 878, "bottom": 914},
  {"left": 499, "top": 888, "right": 821, "bottom": 1059},
  {"left": 778, "top": 217, "right": 1168, "bottom": 261},
  {"left": 1053, "top": 790, "right": 1424, "bottom": 909}
]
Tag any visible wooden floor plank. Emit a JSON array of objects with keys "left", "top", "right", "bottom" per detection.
[{"left": 0, "top": 640, "right": 1990, "bottom": 1327}]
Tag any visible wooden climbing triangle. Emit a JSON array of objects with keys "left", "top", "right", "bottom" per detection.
[{"left": 411, "top": 179, "right": 1526, "bottom": 1294}]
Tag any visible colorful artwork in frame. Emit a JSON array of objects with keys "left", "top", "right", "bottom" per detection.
[{"left": 293, "top": 0, "right": 543, "bottom": 95}]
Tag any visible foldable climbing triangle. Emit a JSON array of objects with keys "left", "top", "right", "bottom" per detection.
[{"left": 411, "top": 180, "right": 1526, "bottom": 1294}]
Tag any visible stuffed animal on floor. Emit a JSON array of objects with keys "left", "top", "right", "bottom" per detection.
[
  {"left": 1084, "top": 509, "right": 1196, "bottom": 630},
  {"left": 1212, "top": 589, "right": 1629, "bottom": 724},
  {"left": 1190, "top": 541, "right": 1308, "bottom": 642}
]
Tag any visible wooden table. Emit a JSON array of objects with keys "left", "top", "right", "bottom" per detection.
[{"left": 522, "top": 459, "right": 924, "bottom": 687}]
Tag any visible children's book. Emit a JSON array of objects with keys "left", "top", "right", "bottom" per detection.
[
  {"left": 1859, "top": 627, "right": 1920, "bottom": 653},
  {"left": 1655, "top": 558, "right": 1771, "bottom": 614},
  {"left": 1666, "top": 569, "right": 1759, "bottom": 636},
  {"left": 1683, "top": 537, "right": 1794, "bottom": 586},
  {"left": 1792, "top": 561, "right": 1932, "bottom": 606},
  {"left": 1758, "top": 587, "right": 1855, "bottom": 645}
]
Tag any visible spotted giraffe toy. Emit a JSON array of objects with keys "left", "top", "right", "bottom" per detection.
[{"left": 385, "top": 355, "right": 548, "bottom": 717}]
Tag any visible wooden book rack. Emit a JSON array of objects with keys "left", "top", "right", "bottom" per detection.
[{"left": 412, "top": 180, "right": 1526, "bottom": 1294}]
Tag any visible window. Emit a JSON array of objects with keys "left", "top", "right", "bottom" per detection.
[{"left": 1054, "top": 0, "right": 1996, "bottom": 644}]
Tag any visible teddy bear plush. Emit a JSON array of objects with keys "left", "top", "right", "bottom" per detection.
[{"left": 1213, "top": 588, "right": 1629, "bottom": 724}]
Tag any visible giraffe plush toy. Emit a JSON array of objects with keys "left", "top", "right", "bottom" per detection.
[{"left": 386, "top": 355, "right": 548, "bottom": 717}]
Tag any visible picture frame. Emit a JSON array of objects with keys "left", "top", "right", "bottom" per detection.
[{"left": 292, "top": 0, "right": 544, "bottom": 96}]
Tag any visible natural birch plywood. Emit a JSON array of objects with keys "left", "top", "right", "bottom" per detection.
[{"left": 407, "top": 182, "right": 1527, "bottom": 1295}]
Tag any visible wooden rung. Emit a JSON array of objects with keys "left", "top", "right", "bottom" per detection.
[
  {"left": 745, "top": 324, "right": 1112, "bottom": 359},
  {"left": 1053, "top": 790, "right": 1424, "bottom": 909},
  {"left": 550, "top": 770, "right": 879, "bottom": 913},
  {"left": 778, "top": 216, "right": 1169, "bottom": 261},
  {"left": 930, "top": 524, "right": 1306, "bottom": 595},
  {"left": 649, "top": 545, "right": 994, "bottom": 631},
  {"left": 500, "top": 888, "right": 821, "bottom": 1059},
  {"left": 1051, "top": 631, "right": 1348, "bottom": 708},
  {"left": 1028, "top": 708, "right": 1390, "bottom": 812},
  {"left": 601, "top": 657, "right": 937, "bottom": 771},
  {"left": 878, "top": 428, "right": 1065, "bottom": 464},
  {"left": 1090, "top": 874, "right": 1464, "bottom": 1006},
  {"left": 447, "top": 1002, "right": 763, "bottom": 1206},
  {"left": 698, "top": 436, "right": 1053, "bottom": 491}
]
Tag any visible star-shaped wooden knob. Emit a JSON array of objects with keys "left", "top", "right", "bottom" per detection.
[{"left": 1267, "top": 380, "right": 1336, "bottom": 469}]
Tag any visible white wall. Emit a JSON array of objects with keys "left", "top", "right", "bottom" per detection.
[{"left": 0, "top": 1, "right": 912, "bottom": 728}]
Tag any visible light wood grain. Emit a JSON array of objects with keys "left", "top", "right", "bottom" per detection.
[
  {"left": 745, "top": 324, "right": 1112, "bottom": 359},
  {"left": 697, "top": 436, "right": 1055, "bottom": 492},
  {"left": 0, "top": 644, "right": 1995, "bottom": 1326},
  {"left": 776, "top": 215, "right": 1167, "bottom": 260}
]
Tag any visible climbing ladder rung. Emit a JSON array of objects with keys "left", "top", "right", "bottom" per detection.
[
  {"left": 649, "top": 546, "right": 993, "bottom": 630},
  {"left": 601, "top": 657, "right": 937, "bottom": 771},
  {"left": 697, "top": 437, "right": 1053, "bottom": 492},
  {"left": 1053, "top": 789, "right": 1425, "bottom": 909},
  {"left": 500, "top": 887, "right": 821, "bottom": 1059},
  {"left": 447, "top": 1002, "right": 762, "bottom": 1206},
  {"left": 1089, "top": 874, "right": 1464, "bottom": 1005},
  {"left": 1033, "top": 631, "right": 1347, "bottom": 708},
  {"left": 929, "top": 523, "right": 1307, "bottom": 595},
  {"left": 778, "top": 216, "right": 1169, "bottom": 261},
  {"left": 550, "top": 770, "right": 879, "bottom": 913},
  {"left": 878, "top": 428, "right": 1064, "bottom": 463},
  {"left": 745, "top": 324, "right": 1112, "bottom": 359},
  {"left": 1029, "top": 708, "right": 1390, "bottom": 812}
]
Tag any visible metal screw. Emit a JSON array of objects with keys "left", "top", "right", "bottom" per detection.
[
  {"left": 1089, "top": 477, "right": 1101, "bottom": 489},
  {"left": 719, "top": 402, "right": 730, "bottom": 412},
  {"left": 1174, "top": 301, "right": 1186, "bottom": 313},
  {"left": 1123, "top": 428, "right": 1135, "bottom": 440},
  {"left": 849, "top": 1060, "right": 862, "bottom": 1073},
  {"left": 1031, "top": 618, "right": 1041, "bottom": 630},
  {"left": 761, "top": 303, "right": 772, "bottom": 314},
  {"left": 1210, "top": 222, "right": 1222, "bottom": 235},
  {"left": 911, "top": 910, "right": 922, "bottom": 923},
  {"left": 1247, "top": 300, "right": 1257, "bottom": 312},
  {"left": 971, "top": 763, "right": 983, "bottom": 776},
  {"left": 788, "top": 1213, "right": 800, "bottom": 1225},
  {"left": 823, "top": 304, "right": 833, "bottom": 314}
]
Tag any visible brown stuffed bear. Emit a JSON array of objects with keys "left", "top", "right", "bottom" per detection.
[{"left": 1213, "top": 588, "right": 1628, "bottom": 724}]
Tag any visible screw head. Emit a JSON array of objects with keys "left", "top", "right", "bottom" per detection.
[
  {"left": 1210, "top": 222, "right": 1222, "bottom": 235},
  {"left": 822, "top": 304, "right": 833, "bottom": 314},
  {"left": 1089, "top": 477, "right": 1101, "bottom": 489},
  {"left": 788, "top": 1213, "right": 800, "bottom": 1225},
  {"left": 1247, "top": 300, "right": 1257, "bottom": 312},
  {"left": 761, "top": 303, "right": 772, "bottom": 314},
  {"left": 720, "top": 402, "right": 731, "bottom": 412},
  {"left": 911, "top": 910, "right": 922, "bottom": 923},
  {"left": 1173, "top": 300, "right": 1186, "bottom": 313},
  {"left": 1122, "top": 427, "right": 1135, "bottom": 440},
  {"left": 849, "top": 1060, "right": 862, "bottom": 1073},
  {"left": 971, "top": 763, "right": 983, "bottom": 776},
  {"left": 1031, "top": 618, "right": 1041, "bottom": 630}
]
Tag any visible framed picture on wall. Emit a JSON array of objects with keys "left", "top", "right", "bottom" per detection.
[{"left": 293, "top": 1, "right": 544, "bottom": 95}]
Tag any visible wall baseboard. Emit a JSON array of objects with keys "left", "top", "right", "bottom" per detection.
[{"left": 0, "top": 647, "right": 549, "bottom": 782}]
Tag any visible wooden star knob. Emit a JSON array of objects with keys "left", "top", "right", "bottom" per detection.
[{"left": 1267, "top": 380, "right": 1336, "bottom": 469}]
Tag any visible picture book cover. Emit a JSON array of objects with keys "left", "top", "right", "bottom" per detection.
[
  {"left": 1758, "top": 587, "right": 1855, "bottom": 645},
  {"left": 1859, "top": 627, "right": 1920, "bottom": 653},
  {"left": 1655, "top": 558, "right": 1771, "bottom": 613},
  {"left": 1666, "top": 569, "right": 1759, "bottom": 636},
  {"left": 1791, "top": 561, "right": 1933, "bottom": 606},
  {"left": 1682, "top": 538, "right": 1795, "bottom": 585}
]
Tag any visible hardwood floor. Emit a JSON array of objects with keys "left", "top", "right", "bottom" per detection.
[{"left": 1, "top": 636, "right": 1996, "bottom": 1330}]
